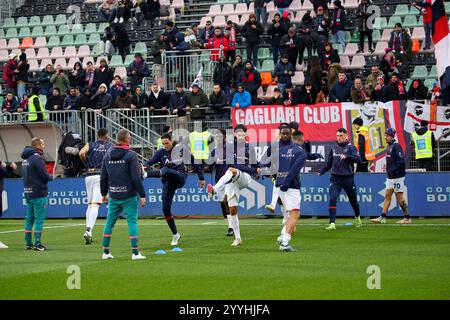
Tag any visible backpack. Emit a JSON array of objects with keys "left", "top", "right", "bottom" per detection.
[{"left": 57, "top": 132, "right": 86, "bottom": 177}]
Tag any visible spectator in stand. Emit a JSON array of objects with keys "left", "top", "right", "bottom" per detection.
[
  {"left": 254, "top": 0, "right": 270, "bottom": 26},
  {"left": 185, "top": 28, "right": 202, "bottom": 49},
  {"left": 239, "top": 0, "right": 250, "bottom": 10},
  {"left": 113, "top": 89, "right": 132, "bottom": 109},
  {"left": 320, "top": 41, "right": 340, "bottom": 72},
  {"left": 131, "top": 85, "right": 149, "bottom": 110},
  {"left": 163, "top": 21, "right": 179, "bottom": 50},
  {"left": 3, "top": 53, "right": 18, "bottom": 93},
  {"left": 268, "top": 13, "right": 289, "bottom": 64},
  {"left": 242, "top": 14, "right": 264, "bottom": 67},
  {"left": 187, "top": 84, "right": 209, "bottom": 120},
  {"left": 274, "top": 54, "right": 295, "bottom": 94},
  {"left": 298, "top": 12, "right": 316, "bottom": 65},
  {"left": 316, "top": 85, "right": 330, "bottom": 103},
  {"left": 199, "top": 20, "right": 215, "bottom": 48},
  {"left": 113, "top": 23, "right": 131, "bottom": 60},
  {"left": 127, "top": 53, "right": 150, "bottom": 91},
  {"left": 351, "top": 77, "right": 371, "bottom": 104},
  {"left": 46, "top": 88, "right": 65, "bottom": 111},
  {"left": 396, "top": 58, "right": 410, "bottom": 80},
  {"left": 388, "top": 23, "right": 412, "bottom": 63},
  {"left": 312, "top": 0, "right": 330, "bottom": 15},
  {"left": 131, "top": 0, "right": 144, "bottom": 26},
  {"left": 385, "top": 72, "right": 405, "bottom": 101},
  {"left": 365, "top": 65, "right": 384, "bottom": 96},
  {"left": 143, "top": 0, "right": 160, "bottom": 27},
  {"left": 100, "top": 26, "right": 115, "bottom": 58},
  {"left": 51, "top": 65, "right": 69, "bottom": 96},
  {"left": 63, "top": 87, "right": 81, "bottom": 111},
  {"left": 98, "top": 0, "right": 118, "bottom": 22},
  {"left": 238, "top": 61, "right": 262, "bottom": 104},
  {"left": 111, "top": 0, "right": 132, "bottom": 24},
  {"left": 281, "top": 10, "right": 292, "bottom": 31},
  {"left": 151, "top": 32, "right": 166, "bottom": 88},
  {"left": 93, "top": 59, "right": 114, "bottom": 91},
  {"left": 300, "top": 80, "right": 318, "bottom": 105},
  {"left": 213, "top": 56, "right": 233, "bottom": 101},
  {"left": 232, "top": 55, "right": 245, "bottom": 89},
  {"left": 15, "top": 53, "right": 29, "bottom": 103},
  {"left": 379, "top": 48, "right": 396, "bottom": 80},
  {"left": 20, "top": 94, "right": 28, "bottom": 113},
  {"left": 267, "top": 87, "right": 285, "bottom": 105},
  {"left": 224, "top": 21, "right": 239, "bottom": 63},
  {"left": 313, "top": 6, "right": 329, "bottom": 43},
  {"left": 330, "top": 71, "right": 354, "bottom": 102},
  {"left": 69, "top": 62, "right": 86, "bottom": 90},
  {"left": 80, "top": 87, "right": 94, "bottom": 111},
  {"left": 282, "top": 83, "right": 302, "bottom": 105},
  {"left": 38, "top": 64, "right": 54, "bottom": 97},
  {"left": 306, "top": 56, "right": 323, "bottom": 91},
  {"left": 110, "top": 75, "right": 126, "bottom": 102},
  {"left": 280, "top": 27, "right": 300, "bottom": 69},
  {"left": 412, "top": 1, "right": 432, "bottom": 50},
  {"left": 147, "top": 83, "right": 170, "bottom": 116},
  {"left": 204, "top": 28, "right": 229, "bottom": 61},
  {"left": 1, "top": 91, "right": 19, "bottom": 113},
  {"left": 171, "top": 32, "right": 190, "bottom": 52},
  {"left": 327, "top": 62, "right": 344, "bottom": 91},
  {"left": 209, "top": 84, "right": 229, "bottom": 120},
  {"left": 169, "top": 83, "right": 188, "bottom": 128},
  {"left": 330, "top": 0, "right": 346, "bottom": 52},
  {"left": 276, "top": 0, "right": 294, "bottom": 16},
  {"left": 232, "top": 84, "right": 252, "bottom": 108},
  {"left": 84, "top": 61, "right": 96, "bottom": 89},
  {"left": 408, "top": 79, "right": 429, "bottom": 100},
  {"left": 357, "top": 0, "right": 374, "bottom": 54},
  {"left": 92, "top": 83, "right": 114, "bottom": 112},
  {"left": 370, "top": 76, "right": 388, "bottom": 102}
]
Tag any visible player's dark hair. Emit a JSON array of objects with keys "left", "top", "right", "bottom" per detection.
[
  {"left": 337, "top": 128, "right": 347, "bottom": 134},
  {"left": 97, "top": 128, "right": 108, "bottom": 138},
  {"left": 161, "top": 132, "right": 172, "bottom": 141},
  {"left": 292, "top": 130, "right": 304, "bottom": 138},
  {"left": 234, "top": 124, "right": 247, "bottom": 132},
  {"left": 289, "top": 121, "right": 299, "bottom": 131}
]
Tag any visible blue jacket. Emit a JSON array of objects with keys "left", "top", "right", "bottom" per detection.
[
  {"left": 330, "top": 79, "right": 354, "bottom": 102},
  {"left": 232, "top": 90, "right": 252, "bottom": 108},
  {"left": 63, "top": 94, "right": 81, "bottom": 110},
  {"left": 331, "top": 6, "right": 346, "bottom": 33},
  {"left": 319, "top": 141, "right": 361, "bottom": 176},
  {"left": 386, "top": 141, "right": 406, "bottom": 179},
  {"left": 21, "top": 146, "right": 53, "bottom": 200},
  {"left": 275, "top": 141, "right": 307, "bottom": 190},
  {"left": 86, "top": 140, "right": 113, "bottom": 172},
  {"left": 100, "top": 145, "right": 146, "bottom": 199},
  {"left": 2, "top": 96, "right": 19, "bottom": 113},
  {"left": 145, "top": 143, "right": 205, "bottom": 180},
  {"left": 274, "top": 61, "right": 294, "bottom": 85}
]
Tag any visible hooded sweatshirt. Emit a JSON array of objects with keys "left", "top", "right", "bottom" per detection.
[
  {"left": 275, "top": 140, "right": 307, "bottom": 190},
  {"left": 92, "top": 83, "right": 113, "bottom": 110},
  {"left": 131, "top": 85, "right": 149, "bottom": 109},
  {"left": 100, "top": 144, "right": 146, "bottom": 199},
  {"left": 21, "top": 146, "right": 53, "bottom": 200},
  {"left": 386, "top": 140, "right": 406, "bottom": 179}
]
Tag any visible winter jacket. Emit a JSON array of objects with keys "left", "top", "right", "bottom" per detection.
[
  {"left": 131, "top": 87, "right": 149, "bottom": 109},
  {"left": 174, "top": 32, "right": 189, "bottom": 52},
  {"left": 232, "top": 62, "right": 245, "bottom": 88},
  {"left": 68, "top": 69, "right": 86, "bottom": 89},
  {"left": 163, "top": 25, "right": 179, "bottom": 50},
  {"left": 232, "top": 90, "right": 252, "bottom": 108},
  {"left": 320, "top": 48, "right": 340, "bottom": 71},
  {"left": 313, "top": 14, "right": 329, "bottom": 36},
  {"left": 63, "top": 94, "right": 81, "bottom": 110},
  {"left": 113, "top": 24, "right": 131, "bottom": 50},
  {"left": 113, "top": 95, "right": 132, "bottom": 109},
  {"left": 109, "top": 83, "right": 126, "bottom": 102},
  {"left": 357, "top": 2, "right": 373, "bottom": 32},
  {"left": 94, "top": 66, "right": 114, "bottom": 90},
  {"left": 205, "top": 35, "right": 229, "bottom": 61},
  {"left": 242, "top": 21, "right": 264, "bottom": 44},
  {"left": 100, "top": 144, "right": 145, "bottom": 199},
  {"left": 187, "top": 90, "right": 209, "bottom": 120},
  {"left": 45, "top": 94, "right": 65, "bottom": 111},
  {"left": 21, "top": 146, "right": 53, "bottom": 200},
  {"left": 127, "top": 60, "right": 151, "bottom": 91},
  {"left": 274, "top": 61, "right": 294, "bottom": 85},
  {"left": 331, "top": 5, "right": 346, "bottom": 34},
  {"left": 209, "top": 91, "right": 228, "bottom": 114},
  {"left": 330, "top": 78, "right": 354, "bottom": 102},
  {"left": 38, "top": 69, "right": 53, "bottom": 92},
  {"left": 169, "top": 90, "right": 188, "bottom": 116},
  {"left": 319, "top": 141, "right": 361, "bottom": 176},
  {"left": 386, "top": 141, "right": 406, "bottom": 179},
  {"left": 365, "top": 71, "right": 384, "bottom": 95},
  {"left": 50, "top": 72, "right": 69, "bottom": 95},
  {"left": 275, "top": 141, "right": 307, "bottom": 190},
  {"left": 370, "top": 85, "right": 388, "bottom": 103},
  {"left": 148, "top": 88, "right": 170, "bottom": 115},
  {"left": 151, "top": 38, "right": 165, "bottom": 65},
  {"left": 300, "top": 86, "right": 318, "bottom": 105},
  {"left": 388, "top": 30, "right": 412, "bottom": 61},
  {"left": 407, "top": 80, "right": 428, "bottom": 100},
  {"left": 238, "top": 67, "right": 262, "bottom": 95},
  {"left": 80, "top": 91, "right": 94, "bottom": 110},
  {"left": 2, "top": 96, "right": 19, "bottom": 113},
  {"left": 268, "top": 20, "right": 289, "bottom": 46},
  {"left": 3, "top": 59, "right": 17, "bottom": 89},
  {"left": 213, "top": 61, "right": 233, "bottom": 88},
  {"left": 280, "top": 34, "right": 300, "bottom": 58},
  {"left": 92, "top": 84, "right": 113, "bottom": 110},
  {"left": 351, "top": 85, "right": 369, "bottom": 104},
  {"left": 15, "top": 61, "right": 29, "bottom": 83},
  {"left": 199, "top": 27, "right": 215, "bottom": 45}
]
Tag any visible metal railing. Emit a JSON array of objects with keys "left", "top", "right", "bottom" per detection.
[{"left": 161, "top": 49, "right": 222, "bottom": 95}]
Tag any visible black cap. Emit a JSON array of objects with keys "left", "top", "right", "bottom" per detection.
[{"left": 352, "top": 117, "right": 363, "bottom": 126}]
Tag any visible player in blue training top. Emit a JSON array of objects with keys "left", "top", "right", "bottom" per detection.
[
  {"left": 318, "top": 128, "right": 362, "bottom": 230},
  {"left": 145, "top": 132, "right": 205, "bottom": 246},
  {"left": 371, "top": 128, "right": 411, "bottom": 224}
]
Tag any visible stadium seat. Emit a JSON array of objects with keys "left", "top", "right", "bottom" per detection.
[
  {"left": 340, "top": 56, "right": 350, "bottom": 68},
  {"left": 62, "top": 35, "right": 74, "bottom": 46},
  {"left": 424, "top": 78, "right": 436, "bottom": 90},
  {"left": 124, "top": 54, "right": 134, "bottom": 66},
  {"left": 31, "top": 26, "right": 44, "bottom": 37},
  {"left": 258, "top": 47, "right": 271, "bottom": 61},
  {"left": 412, "top": 39, "right": 421, "bottom": 53},
  {"left": 445, "top": 1, "right": 450, "bottom": 14},
  {"left": 239, "top": 14, "right": 250, "bottom": 25},
  {"left": 267, "top": 1, "right": 275, "bottom": 12},
  {"left": 373, "top": 17, "right": 387, "bottom": 30},
  {"left": 15, "top": 17, "right": 28, "bottom": 28},
  {"left": 214, "top": 16, "right": 227, "bottom": 28},
  {"left": 207, "top": 5, "right": 221, "bottom": 16},
  {"left": 289, "top": 0, "right": 302, "bottom": 11},
  {"left": 292, "top": 71, "right": 304, "bottom": 85},
  {"left": 114, "top": 67, "right": 127, "bottom": 80},
  {"left": 412, "top": 65, "right": 428, "bottom": 79},
  {"left": 302, "top": 0, "right": 314, "bottom": 10},
  {"left": 388, "top": 16, "right": 402, "bottom": 29},
  {"left": 350, "top": 31, "right": 360, "bottom": 43},
  {"left": 71, "top": 24, "right": 84, "bottom": 35},
  {"left": 91, "top": 43, "right": 103, "bottom": 57},
  {"left": 74, "top": 34, "right": 88, "bottom": 46},
  {"left": 344, "top": 43, "right": 358, "bottom": 56},
  {"left": 394, "top": 4, "right": 409, "bottom": 16},
  {"left": 10, "top": 48, "right": 21, "bottom": 58},
  {"left": 263, "top": 85, "right": 277, "bottom": 99},
  {"left": 381, "top": 29, "right": 393, "bottom": 42},
  {"left": 235, "top": 3, "right": 248, "bottom": 15},
  {"left": 28, "top": 16, "right": 41, "bottom": 27},
  {"left": 50, "top": 47, "right": 64, "bottom": 59},
  {"left": 83, "top": 57, "right": 95, "bottom": 68},
  {"left": 88, "top": 34, "right": 101, "bottom": 45},
  {"left": 344, "top": 0, "right": 359, "bottom": 9},
  {"left": 77, "top": 45, "right": 91, "bottom": 58},
  {"left": 28, "top": 59, "right": 40, "bottom": 72},
  {"left": 133, "top": 42, "right": 147, "bottom": 57},
  {"left": 5, "top": 28, "right": 18, "bottom": 39},
  {"left": 84, "top": 23, "right": 97, "bottom": 34},
  {"left": 227, "top": 15, "right": 240, "bottom": 25},
  {"left": 55, "top": 14, "right": 67, "bottom": 25},
  {"left": 54, "top": 58, "right": 68, "bottom": 70},
  {"left": 0, "top": 29, "right": 4, "bottom": 39},
  {"left": 37, "top": 47, "right": 50, "bottom": 59},
  {"left": 97, "top": 23, "right": 110, "bottom": 34},
  {"left": 18, "top": 27, "right": 31, "bottom": 38},
  {"left": 412, "top": 27, "right": 425, "bottom": 40},
  {"left": 42, "top": 15, "right": 55, "bottom": 26},
  {"left": 0, "top": 50, "right": 9, "bottom": 62},
  {"left": 257, "top": 86, "right": 264, "bottom": 99},
  {"left": 47, "top": 36, "right": 60, "bottom": 48},
  {"left": 45, "top": 25, "right": 58, "bottom": 36},
  {"left": 403, "top": 15, "right": 418, "bottom": 28},
  {"left": 0, "top": 39, "right": 7, "bottom": 50},
  {"left": 349, "top": 55, "right": 366, "bottom": 69},
  {"left": 19, "top": 37, "right": 33, "bottom": 49},
  {"left": 261, "top": 72, "right": 273, "bottom": 86},
  {"left": 39, "top": 58, "right": 53, "bottom": 70},
  {"left": 67, "top": 57, "right": 81, "bottom": 69},
  {"left": 294, "top": 11, "right": 306, "bottom": 23},
  {"left": 109, "top": 55, "right": 124, "bottom": 67},
  {"left": 260, "top": 60, "right": 275, "bottom": 72},
  {"left": 222, "top": 4, "right": 234, "bottom": 16},
  {"left": 2, "top": 18, "right": 15, "bottom": 28},
  {"left": 95, "top": 56, "right": 108, "bottom": 67},
  {"left": 33, "top": 36, "right": 46, "bottom": 48},
  {"left": 199, "top": 17, "right": 208, "bottom": 28},
  {"left": 374, "top": 41, "right": 388, "bottom": 56},
  {"left": 7, "top": 38, "right": 20, "bottom": 49},
  {"left": 372, "top": 30, "right": 381, "bottom": 43},
  {"left": 429, "top": 65, "right": 437, "bottom": 79},
  {"left": 172, "top": 0, "right": 185, "bottom": 10},
  {"left": 58, "top": 25, "right": 71, "bottom": 36},
  {"left": 24, "top": 48, "right": 36, "bottom": 60},
  {"left": 64, "top": 46, "right": 77, "bottom": 58}
]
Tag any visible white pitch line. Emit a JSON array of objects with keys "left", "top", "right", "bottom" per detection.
[{"left": 0, "top": 224, "right": 85, "bottom": 234}]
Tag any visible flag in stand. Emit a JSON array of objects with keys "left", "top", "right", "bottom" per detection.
[
  {"left": 189, "top": 66, "right": 203, "bottom": 91},
  {"left": 431, "top": 0, "right": 450, "bottom": 97}
]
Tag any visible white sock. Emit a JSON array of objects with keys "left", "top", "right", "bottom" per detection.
[
  {"left": 270, "top": 186, "right": 279, "bottom": 208},
  {"left": 230, "top": 215, "right": 241, "bottom": 240},
  {"left": 213, "top": 170, "right": 234, "bottom": 191},
  {"left": 281, "top": 204, "right": 289, "bottom": 225},
  {"left": 85, "top": 206, "right": 91, "bottom": 230},
  {"left": 281, "top": 233, "right": 291, "bottom": 246},
  {"left": 87, "top": 204, "right": 99, "bottom": 232},
  {"left": 281, "top": 225, "right": 286, "bottom": 235},
  {"left": 226, "top": 214, "right": 232, "bottom": 228}
]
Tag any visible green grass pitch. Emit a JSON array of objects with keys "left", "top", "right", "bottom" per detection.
[{"left": 1, "top": 218, "right": 450, "bottom": 300}]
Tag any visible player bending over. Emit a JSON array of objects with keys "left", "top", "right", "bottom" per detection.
[
  {"left": 371, "top": 128, "right": 411, "bottom": 224},
  {"left": 318, "top": 128, "right": 362, "bottom": 230},
  {"left": 145, "top": 132, "right": 205, "bottom": 246},
  {"left": 207, "top": 125, "right": 261, "bottom": 246}
]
